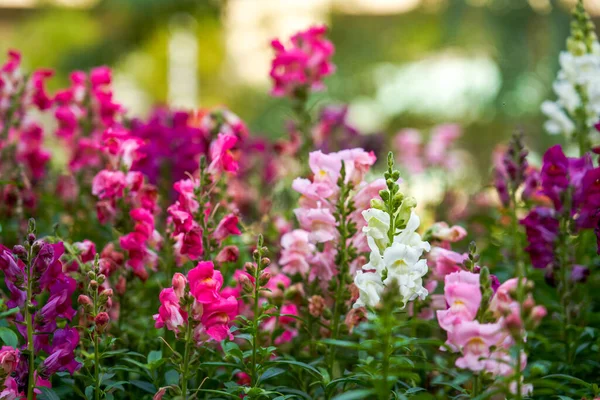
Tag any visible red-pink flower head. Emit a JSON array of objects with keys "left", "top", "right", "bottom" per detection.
[
  {"left": 208, "top": 133, "right": 239, "bottom": 174},
  {"left": 188, "top": 261, "right": 223, "bottom": 304},
  {"left": 270, "top": 25, "right": 335, "bottom": 97}
]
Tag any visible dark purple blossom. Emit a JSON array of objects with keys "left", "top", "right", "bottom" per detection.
[{"left": 520, "top": 206, "right": 559, "bottom": 269}]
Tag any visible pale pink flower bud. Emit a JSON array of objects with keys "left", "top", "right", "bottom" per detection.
[{"left": 172, "top": 273, "right": 187, "bottom": 298}]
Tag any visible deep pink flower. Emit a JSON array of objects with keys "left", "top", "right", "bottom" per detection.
[
  {"left": 199, "top": 295, "right": 238, "bottom": 341},
  {"left": 180, "top": 228, "right": 204, "bottom": 260},
  {"left": 270, "top": 25, "right": 335, "bottom": 97},
  {"left": 188, "top": 261, "right": 223, "bottom": 304},
  {"left": 92, "top": 170, "right": 126, "bottom": 200},
  {"left": 213, "top": 214, "right": 241, "bottom": 241},
  {"left": 153, "top": 288, "right": 188, "bottom": 333},
  {"left": 208, "top": 133, "right": 239, "bottom": 174}
]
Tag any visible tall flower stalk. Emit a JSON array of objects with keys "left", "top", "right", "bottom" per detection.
[
  {"left": 541, "top": 0, "right": 599, "bottom": 156},
  {"left": 326, "top": 161, "right": 357, "bottom": 378}
]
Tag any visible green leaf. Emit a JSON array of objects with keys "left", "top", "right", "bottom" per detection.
[
  {"left": 543, "top": 374, "right": 591, "bottom": 388},
  {"left": 147, "top": 350, "right": 162, "bottom": 364},
  {"left": 0, "top": 327, "right": 18, "bottom": 348},
  {"left": 165, "top": 369, "right": 179, "bottom": 385},
  {"left": 0, "top": 307, "right": 19, "bottom": 319},
  {"left": 332, "top": 389, "right": 376, "bottom": 400},
  {"left": 269, "top": 359, "right": 322, "bottom": 378},
  {"left": 129, "top": 380, "right": 156, "bottom": 393},
  {"left": 258, "top": 367, "right": 286, "bottom": 383},
  {"left": 194, "top": 389, "right": 240, "bottom": 398},
  {"left": 36, "top": 387, "right": 60, "bottom": 400},
  {"left": 85, "top": 385, "right": 94, "bottom": 400}
]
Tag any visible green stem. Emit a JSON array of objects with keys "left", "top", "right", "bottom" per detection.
[
  {"left": 26, "top": 247, "right": 35, "bottom": 400},
  {"left": 378, "top": 310, "right": 392, "bottom": 400},
  {"left": 473, "top": 374, "right": 481, "bottom": 397},
  {"left": 327, "top": 182, "right": 351, "bottom": 379},
  {"left": 509, "top": 185, "right": 524, "bottom": 400},
  {"left": 250, "top": 249, "right": 262, "bottom": 387},
  {"left": 93, "top": 282, "right": 101, "bottom": 400},
  {"left": 181, "top": 311, "right": 193, "bottom": 400}
]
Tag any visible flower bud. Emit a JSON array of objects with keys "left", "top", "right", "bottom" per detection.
[
  {"left": 215, "top": 246, "right": 239, "bottom": 263},
  {"left": 238, "top": 273, "right": 254, "bottom": 293},
  {"left": 258, "top": 270, "right": 271, "bottom": 286},
  {"left": 100, "top": 288, "right": 113, "bottom": 299},
  {"left": 531, "top": 306, "right": 547, "bottom": 325},
  {"left": 12, "top": 245, "right": 27, "bottom": 260},
  {"left": 95, "top": 312, "right": 110, "bottom": 331},
  {"left": 90, "top": 280, "right": 98, "bottom": 290},
  {"left": 244, "top": 262, "right": 256, "bottom": 276},
  {"left": 97, "top": 274, "right": 106, "bottom": 284},
  {"left": 370, "top": 198, "right": 385, "bottom": 210},
  {"left": 261, "top": 257, "right": 271, "bottom": 267},
  {"left": 78, "top": 295, "right": 92, "bottom": 306},
  {"left": 27, "top": 233, "right": 36, "bottom": 245}
]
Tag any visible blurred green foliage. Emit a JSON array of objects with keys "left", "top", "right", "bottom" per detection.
[{"left": 0, "top": 0, "right": 592, "bottom": 168}]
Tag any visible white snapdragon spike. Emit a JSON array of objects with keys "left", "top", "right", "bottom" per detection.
[
  {"left": 354, "top": 270, "right": 384, "bottom": 308},
  {"left": 354, "top": 207, "right": 430, "bottom": 309},
  {"left": 542, "top": 11, "right": 600, "bottom": 139}
]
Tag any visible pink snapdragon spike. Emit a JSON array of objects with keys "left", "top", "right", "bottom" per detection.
[
  {"left": 53, "top": 66, "right": 125, "bottom": 174},
  {"left": 270, "top": 25, "right": 335, "bottom": 98},
  {"left": 90, "top": 125, "right": 160, "bottom": 281},
  {"left": 167, "top": 174, "right": 241, "bottom": 264},
  {"left": 281, "top": 148, "right": 380, "bottom": 288},
  {"left": 436, "top": 271, "right": 482, "bottom": 331},
  {"left": 0, "top": 51, "right": 54, "bottom": 215},
  {"left": 155, "top": 261, "right": 238, "bottom": 342}
]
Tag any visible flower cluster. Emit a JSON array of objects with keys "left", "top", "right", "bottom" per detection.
[
  {"left": 154, "top": 261, "right": 238, "bottom": 342},
  {"left": 353, "top": 154, "right": 430, "bottom": 309},
  {"left": 131, "top": 107, "right": 248, "bottom": 186},
  {"left": 280, "top": 149, "right": 379, "bottom": 283},
  {"left": 92, "top": 128, "right": 160, "bottom": 281},
  {"left": 437, "top": 267, "right": 546, "bottom": 396},
  {"left": 53, "top": 66, "right": 124, "bottom": 173},
  {"left": 521, "top": 144, "right": 600, "bottom": 274},
  {"left": 167, "top": 176, "right": 241, "bottom": 264},
  {"left": 0, "top": 51, "right": 53, "bottom": 217},
  {"left": 0, "top": 229, "right": 80, "bottom": 396},
  {"left": 270, "top": 25, "right": 335, "bottom": 98}
]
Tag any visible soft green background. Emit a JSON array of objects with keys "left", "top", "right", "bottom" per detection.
[{"left": 0, "top": 0, "right": 585, "bottom": 167}]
